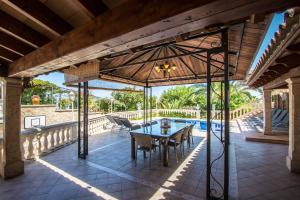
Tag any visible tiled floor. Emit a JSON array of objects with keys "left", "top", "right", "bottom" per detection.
[{"left": 0, "top": 121, "right": 300, "bottom": 200}]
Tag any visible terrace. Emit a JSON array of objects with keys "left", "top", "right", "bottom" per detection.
[{"left": 0, "top": 1, "right": 300, "bottom": 200}]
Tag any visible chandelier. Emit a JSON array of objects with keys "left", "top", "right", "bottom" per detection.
[{"left": 154, "top": 62, "right": 177, "bottom": 77}]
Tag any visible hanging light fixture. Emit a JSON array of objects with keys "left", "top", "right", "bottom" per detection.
[{"left": 154, "top": 62, "right": 177, "bottom": 77}]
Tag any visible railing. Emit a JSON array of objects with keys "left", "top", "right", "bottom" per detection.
[
  {"left": 20, "top": 122, "right": 78, "bottom": 160},
  {"left": 19, "top": 115, "right": 112, "bottom": 160},
  {"left": 156, "top": 109, "right": 199, "bottom": 118},
  {"left": 0, "top": 106, "right": 263, "bottom": 162},
  {"left": 110, "top": 110, "right": 142, "bottom": 120},
  {"left": 209, "top": 102, "right": 263, "bottom": 120}
]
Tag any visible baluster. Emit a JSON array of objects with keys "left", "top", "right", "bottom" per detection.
[
  {"left": 26, "top": 134, "right": 35, "bottom": 159},
  {"left": 33, "top": 134, "right": 42, "bottom": 157},
  {"left": 49, "top": 130, "right": 55, "bottom": 150},
  {"left": 55, "top": 129, "right": 60, "bottom": 147},
  {"left": 42, "top": 131, "right": 49, "bottom": 153}
]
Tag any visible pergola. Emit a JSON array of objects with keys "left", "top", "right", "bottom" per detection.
[{"left": 0, "top": 1, "right": 298, "bottom": 199}]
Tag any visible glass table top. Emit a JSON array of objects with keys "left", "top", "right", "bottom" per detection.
[{"left": 130, "top": 120, "right": 189, "bottom": 138}]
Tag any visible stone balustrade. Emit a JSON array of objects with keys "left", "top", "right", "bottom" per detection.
[
  {"left": 20, "top": 122, "right": 78, "bottom": 160},
  {"left": 0, "top": 106, "right": 262, "bottom": 162},
  {"left": 157, "top": 109, "right": 198, "bottom": 118}
]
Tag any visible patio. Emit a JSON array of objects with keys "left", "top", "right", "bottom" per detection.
[{"left": 1, "top": 120, "right": 299, "bottom": 200}]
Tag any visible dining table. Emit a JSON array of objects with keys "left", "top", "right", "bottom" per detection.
[{"left": 130, "top": 119, "right": 190, "bottom": 167}]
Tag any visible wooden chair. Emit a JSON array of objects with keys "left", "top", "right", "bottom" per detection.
[
  {"left": 135, "top": 134, "right": 156, "bottom": 167},
  {"left": 188, "top": 124, "right": 195, "bottom": 145},
  {"left": 168, "top": 131, "right": 183, "bottom": 162},
  {"left": 182, "top": 126, "right": 190, "bottom": 155}
]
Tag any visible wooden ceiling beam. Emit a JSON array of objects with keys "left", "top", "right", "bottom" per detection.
[
  {"left": 0, "top": 10, "right": 49, "bottom": 47},
  {"left": 276, "top": 53, "right": 300, "bottom": 68},
  {"left": 0, "top": 31, "right": 35, "bottom": 55},
  {"left": 9, "top": 0, "right": 299, "bottom": 77},
  {"left": 0, "top": 46, "right": 22, "bottom": 61},
  {"left": 78, "top": 0, "right": 109, "bottom": 17},
  {"left": 7, "top": 0, "right": 73, "bottom": 35}
]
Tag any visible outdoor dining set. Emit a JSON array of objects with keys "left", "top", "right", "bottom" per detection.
[{"left": 106, "top": 115, "right": 195, "bottom": 167}]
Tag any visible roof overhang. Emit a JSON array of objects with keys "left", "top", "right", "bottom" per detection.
[{"left": 247, "top": 9, "right": 300, "bottom": 89}]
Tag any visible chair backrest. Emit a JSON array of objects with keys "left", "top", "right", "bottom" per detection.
[
  {"left": 106, "top": 115, "right": 116, "bottom": 124},
  {"left": 280, "top": 113, "right": 289, "bottom": 124},
  {"left": 135, "top": 134, "right": 152, "bottom": 148},
  {"left": 274, "top": 110, "right": 288, "bottom": 123},
  {"left": 120, "top": 118, "right": 132, "bottom": 128},
  {"left": 182, "top": 127, "right": 189, "bottom": 139},
  {"left": 113, "top": 116, "right": 124, "bottom": 126},
  {"left": 272, "top": 109, "right": 282, "bottom": 121},
  {"left": 173, "top": 131, "right": 183, "bottom": 143},
  {"left": 188, "top": 124, "right": 194, "bottom": 135},
  {"left": 142, "top": 122, "right": 151, "bottom": 127}
]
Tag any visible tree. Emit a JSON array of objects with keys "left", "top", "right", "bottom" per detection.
[
  {"left": 22, "top": 79, "right": 64, "bottom": 105},
  {"left": 111, "top": 88, "right": 144, "bottom": 111},
  {"left": 159, "top": 86, "right": 198, "bottom": 109},
  {"left": 159, "top": 82, "right": 257, "bottom": 110}
]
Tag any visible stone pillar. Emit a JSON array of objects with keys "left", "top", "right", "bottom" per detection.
[
  {"left": 263, "top": 89, "right": 272, "bottom": 135},
  {"left": 286, "top": 77, "right": 300, "bottom": 173},
  {"left": 0, "top": 78, "right": 24, "bottom": 179}
]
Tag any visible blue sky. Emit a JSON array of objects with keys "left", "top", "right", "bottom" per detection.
[{"left": 37, "top": 13, "right": 284, "bottom": 98}]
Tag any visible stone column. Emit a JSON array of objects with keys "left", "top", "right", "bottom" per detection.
[
  {"left": 286, "top": 77, "right": 300, "bottom": 173},
  {"left": 263, "top": 89, "right": 272, "bottom": 135},
  {"left": 0, "top": 78, "right": 24, "bottom": 179}
]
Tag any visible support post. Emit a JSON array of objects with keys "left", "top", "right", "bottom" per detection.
[
  {"left": 263, "top": 89, "right": 272, "bottom": 135},
  {"left": 83, "top": 81, "right": 88, "bottom": 157},
  {"left": 78, "top": 83, "right": 81, "bottom": 158},
  {"left": 223, "top": 29, "right": 229, "bottom": 200},
  {"left": 0, "top": 78, "right": 24, "bottom": 179},
  {"left": 206, "top": 51, "right": 211, "bottom": 199},
  {"left": 286, "top": 77, "right": 300, "bottom": 173}
]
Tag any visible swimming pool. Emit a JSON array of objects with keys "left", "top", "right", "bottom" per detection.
[{"left": 168, "top": 118, "right": 223, "bottom": 131}]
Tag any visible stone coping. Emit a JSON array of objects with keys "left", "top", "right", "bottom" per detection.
[
  {"left": 21, "top": 121, "right": 77, "bottom": 135},
  {"left": 21, "top": 104, "right": 56, "bottom": 108}
]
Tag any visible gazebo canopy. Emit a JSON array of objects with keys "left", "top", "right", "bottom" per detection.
[{"left": 95, "top": 23, "right": 266, "bottom": 86}]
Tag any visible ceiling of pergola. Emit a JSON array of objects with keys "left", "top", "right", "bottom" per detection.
[{"left": 97, "top": 22, "right": 266, "bottom": 86}]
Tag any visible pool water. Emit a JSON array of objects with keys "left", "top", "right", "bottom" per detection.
[{"left": 169, "top": 119, "right": 223, "bottom": 131}]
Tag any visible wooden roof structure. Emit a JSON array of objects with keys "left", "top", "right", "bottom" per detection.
[
  {"left": 247, "top": 8, "right": 300, "bottom": 89},
  {"left": 0, "top": 0, "right": 298, "bottom": 85},
  {"left": 96, "top": 23, "right": 266, "bottom": 86}
]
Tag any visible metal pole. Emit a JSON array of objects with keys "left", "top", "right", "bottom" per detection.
[
  {"left": 220, "top": 81, "right": 223, "bottom": 143},
  {"left": 143, "top": 87, "right": 146, "bottom": 124},
  {"left": 223, "top": 29, "right": 230, "bottom": 200},
  {"left": 150, "top": 87, "right": 152, "bottom": 122},
  {"left": 83, "top": 81, "right": 89, "bottom": 158},
  {"left": 77, "top": 82, "right": 81, "bottom": 158},
  {"left": 206, "top": 52, "right": 211, "bottom": 200}
]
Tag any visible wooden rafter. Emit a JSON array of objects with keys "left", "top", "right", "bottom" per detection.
[
  {"left": 100, "top": 49, "right": 208, "bottom": 73},
  {"left": 168, "top": 46, "right": 197, "bottom": 77},
  {"left": 0, "top": 46, "right": 21, "bottom": 61},
  {"left": 0, "top": 10, "right": 49, "bottom": 47},
  {"left": 7, "top": 0, "right": 73, "bottom": 35},
  {"left": 130, "top": 48, "right": 160, "bottom": 79},
  {"left": 78, "top": 0, "right": 109, "bottom": 17},
  {"left": 0, "top": 31, "right": 34, "bottom": 55}
]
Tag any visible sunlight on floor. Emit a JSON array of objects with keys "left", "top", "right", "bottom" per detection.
[
  {"left": 36, "top": 158, "right": 118, "bottom": 200},
  {"left": 149, "top": 138, "right": 207, "bottom": 200}
]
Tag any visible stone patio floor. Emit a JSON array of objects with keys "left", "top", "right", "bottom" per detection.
[{"left": 0, "top": 120, "right": 300, "bottom": 200}]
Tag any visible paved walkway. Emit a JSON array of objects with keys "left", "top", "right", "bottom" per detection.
[{"left": 0, "top": 121, "right": 299, "bottom": 200}]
